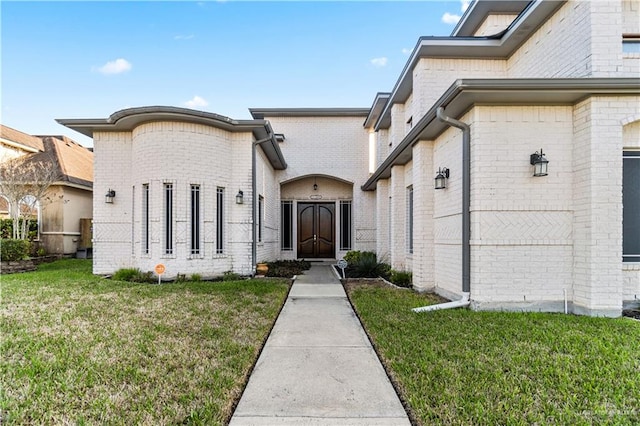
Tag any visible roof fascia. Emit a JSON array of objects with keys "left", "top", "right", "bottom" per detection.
[
  {"left": 254, "top": 121, "right": 287, "bottom": 170},
  {"left": 363, "top": 93, "right": 391, "bottom": 128},
  {"left": 373, "top": 0, "right": 565, "bottom": 131},
  {"left": 57, "top": 106, "right": 268, "bottom": 137},
  {"left": 362, "top": 78, "right": 640, "bottom": 191},
  {"left": 0, "top": 138, "right": 41, "bottom": 153},
  {"left": 249, "top": 108, "right": 369, "bottom": 119},
  {"left": 57, "top": 106, "right": 288, "bottom": 170},
  {"left": 451, "top": 0, "right": 532, "bottom": 37}
]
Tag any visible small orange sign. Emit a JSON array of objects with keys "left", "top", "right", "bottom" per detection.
[{"left": 155, "top": 264, "right": 166, "bottom": 275}]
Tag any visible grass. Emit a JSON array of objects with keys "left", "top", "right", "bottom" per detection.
[
  {"left": 1, "top": 259, "right": 289, "bottom": 425},
  {"left": 347, "top": 284, "right": 640, "bottom": 426}
]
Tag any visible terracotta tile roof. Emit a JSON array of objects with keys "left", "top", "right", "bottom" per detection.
[{"left": 0, "top": 124, "right": 45, "bottom": 152}]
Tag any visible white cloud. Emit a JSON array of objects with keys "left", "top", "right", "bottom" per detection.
[
  {"left": 174, "top": 34, "right": 195, "bottom": 40},
  {"left": 184, "top": 95, "right": 209, "bottom": 108},
  {"left": 96, "top": 58, "right": 132, "bottom": 75},
  {"left": 441, "top": 12, "right": 461, "bottom": 25},
  {"left": 461, "top": 0, "right": 471, "bottom": 12},
  {"left": 401, "top": 48, "right": 412, "bottom": 56},
  {"left": 370, "top": 57, "right": 388, "bottom": 67}
]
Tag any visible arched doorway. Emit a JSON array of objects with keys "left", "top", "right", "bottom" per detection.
[{"left": 281, "top": 175, "right": 353, "bottom": 260}]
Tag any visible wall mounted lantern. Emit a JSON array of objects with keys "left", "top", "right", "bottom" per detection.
[
  {"left": 313, "top": 177, "right": 318, "bottom": 191},
  {"left": 105, "top": 189, "right": 116, "bottom": 204},
  {"left": 434, "top": 167, "right": 450, "bottom": 190},
  {"left": 530, "top": 149, "right": 549, "bottom": 177},
  {"left": 235, "top": 190, "right": 244, "bottom": 204}
]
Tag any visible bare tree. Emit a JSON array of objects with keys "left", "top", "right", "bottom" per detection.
[{"left": 0, "top": 153, "right": 61, "bottom": 240}]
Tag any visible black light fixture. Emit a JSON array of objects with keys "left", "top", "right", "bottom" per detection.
[
  {"left": 530, "top": 149, "right": 549, "bottom": 177},
  {"left": 434, "top": 167, "right": 450, "bottom": 190},
  {"left": 313, "top": 177, "right": 318, "bottom": 191},
  {"left": 105, "top": 189, "right": 116, "bottom": 204},
  {"left": 235, "top": 190, "right": 244, "bottom": 204}
]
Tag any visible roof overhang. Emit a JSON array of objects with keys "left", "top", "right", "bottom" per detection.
[
  {"left": 363, "top": 93, "right": 391, "bottom": 129},
  {"left": 249, "top": 108, "right": 369, "bottom": 119},
  {"left": 57, "top": 106, "right": 287, "bottom": 170},
  {"left": 452, "top": 0, "right": 532, "bottom": 37},
  {"left": 362, "top": 78, "right": 640, "bottom": 191},
  {"left": 374, "top": 0, "right": 565, "bottom": 130}
]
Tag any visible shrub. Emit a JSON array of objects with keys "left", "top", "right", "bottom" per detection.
[
  {"left": 343, "top": 250, "right": 362, "bottom": 265},
  {"left": 0, "top": 219, "right": 38, "bottom": 241},
  {"left": 113, "top": 268, "right": 154, "bottom": 283},
  {"left": 346, "top": 251, "right": 390, "bottom": 279},
  {"left": 266, "top": 260, "right": 311, "bottom": 278},
  {"left": 390, "top": 269, "right": 412, "bottom": 288},
  {"left": 190, "top": 273, "right": 202, "bottom": 282},
  {"left": 1, "top": 239, "right": 30, "bottom": 261}
]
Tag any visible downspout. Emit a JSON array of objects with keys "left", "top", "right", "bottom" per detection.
[
  {"left": 252, "top": 128, "right": 274, "bottom": 275},
  {"left": 413, "top": 106, "right": 470, "bottom": 312}
]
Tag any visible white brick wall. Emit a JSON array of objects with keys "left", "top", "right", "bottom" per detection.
[
  {"left": 264, "top": 115, "right": 375, "bottom": 258},
  {"left": 411, "top": 140, "right": 435, "bottom": 292},
  {"left": 93, "top": 122, "right": 274, "bottom": 278},
  {"left": 473, "top": 14, "right": 518, "bottom": 37}
]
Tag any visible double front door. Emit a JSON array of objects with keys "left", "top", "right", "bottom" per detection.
[{"left": 298, "top": 202, "right": 335, "bottom": 258}]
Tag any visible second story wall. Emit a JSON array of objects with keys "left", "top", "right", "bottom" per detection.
[{"left": 507, "top": 0, "right": 635, "bottom": 78}]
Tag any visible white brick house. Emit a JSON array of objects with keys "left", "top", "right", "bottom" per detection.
[{"left": 59, "top": 0, "right": 640, "bottom": 317}]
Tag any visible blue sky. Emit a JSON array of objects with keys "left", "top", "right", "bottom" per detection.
[{"left": 2, "top": 1, "right": 469, "bottom": 146}]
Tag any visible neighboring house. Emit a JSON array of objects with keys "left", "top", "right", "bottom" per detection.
[
  {"left": 0, "top": 125, "right": 94, "bottom": 255},
  {"left": 59, "top": 0, "right": 640, "bottom": 317}
]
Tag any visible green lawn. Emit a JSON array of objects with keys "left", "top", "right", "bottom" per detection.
[
  {"left": 347, "top": 284, "right": 640, "bottom": 426},
  {"left": 1, "top": 259, "right": 289, "bottom": 425}
]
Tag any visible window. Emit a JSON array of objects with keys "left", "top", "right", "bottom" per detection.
[
  {"left": 623, "top": 151, "right": 640, "bottom": 262},
  {"left": 623, "top": 35, "right": 640, "bottom": 54},
  {"left": 164, "top": 183, "right": 173, "bottom": 255},
  {"left": 407, "top": 186, "right": 413, "bottom": 254},
  {"left": 190, "top": 184, "right": 201, "bottom": 255},
  {"left": 216, "top": 187, "right": 224, "bottom": 254},
  {"left": 142, "top": 184, "right": 149, "bottom": 255},
  {"left": 281, "top": 201, "right": 293, "bottom": 251},
  {"left": 258, "top": 195, "right": 264, "bottom": 243},
  {"left": 340, "top": 200, "right": 352, "bottom": 251}
]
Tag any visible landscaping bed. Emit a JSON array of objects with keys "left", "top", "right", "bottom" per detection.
[
  {"left": 347, "top": 283, "right": 640, "bottom": 425},
  {"left": 1, "top": 259, "right": 289, "bottom": 425}
]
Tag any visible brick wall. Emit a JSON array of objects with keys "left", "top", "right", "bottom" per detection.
[
  {"left": 264, "top": 115, "right": 375, "bottom": 258},
  {"left": 473, "top": 14, "right": 518, "bottom": 36},
  {"left": 93, "top": 122, "right": 271, "bottom": 278}
]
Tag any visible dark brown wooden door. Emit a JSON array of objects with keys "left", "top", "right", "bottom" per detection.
[{"left": 298, "top": 202, "right": 335, "bottom": 258}]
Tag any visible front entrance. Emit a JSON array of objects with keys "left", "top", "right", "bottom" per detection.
[{"left": 298, "top": 202, "right": 335, "bottom": 258}]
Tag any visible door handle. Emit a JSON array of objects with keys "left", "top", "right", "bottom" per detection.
[{"left": 313, "top": 234, "right": 317, "bottom": 243}]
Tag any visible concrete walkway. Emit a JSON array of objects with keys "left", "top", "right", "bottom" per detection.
[{"left": 229, "top": 264, "right": 410, "bottom": 425}]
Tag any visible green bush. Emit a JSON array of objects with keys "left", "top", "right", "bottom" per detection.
[
  {"left": 0, "top": 218, "right": 38, "bottom": 240},
  {"left": 266, "top": 260, "right": 311, "bottom": 278},
  {"left": 1, "top": 239, "right": 31, "bottom": 261},
  {"left": 343, "top": 250, "right": 362, "bottom": 265},
  {"left": 390, "top": 269, "right": 412, "bottom": 287},
  {"left": 190, "top": 273, "right": 202, "bottom": 282},
  {"left": 113, "top": 268, "right": 154, "bottom": 283},
  {"left": 345, "top": 251, "right": 390, "bottom": 280}
]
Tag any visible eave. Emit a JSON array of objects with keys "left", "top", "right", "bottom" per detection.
[
  {"left": 249, "top": 108, "right": 369, "bottom": 119},
  {"left": 374, "top": 0, "right": 565, "bottom": 130},
  {"left": 57, "top": 106, "right": 287, "bottom": 170},
  {"left": 362, "top": 78, "right": 640, "bottom": 191}
]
